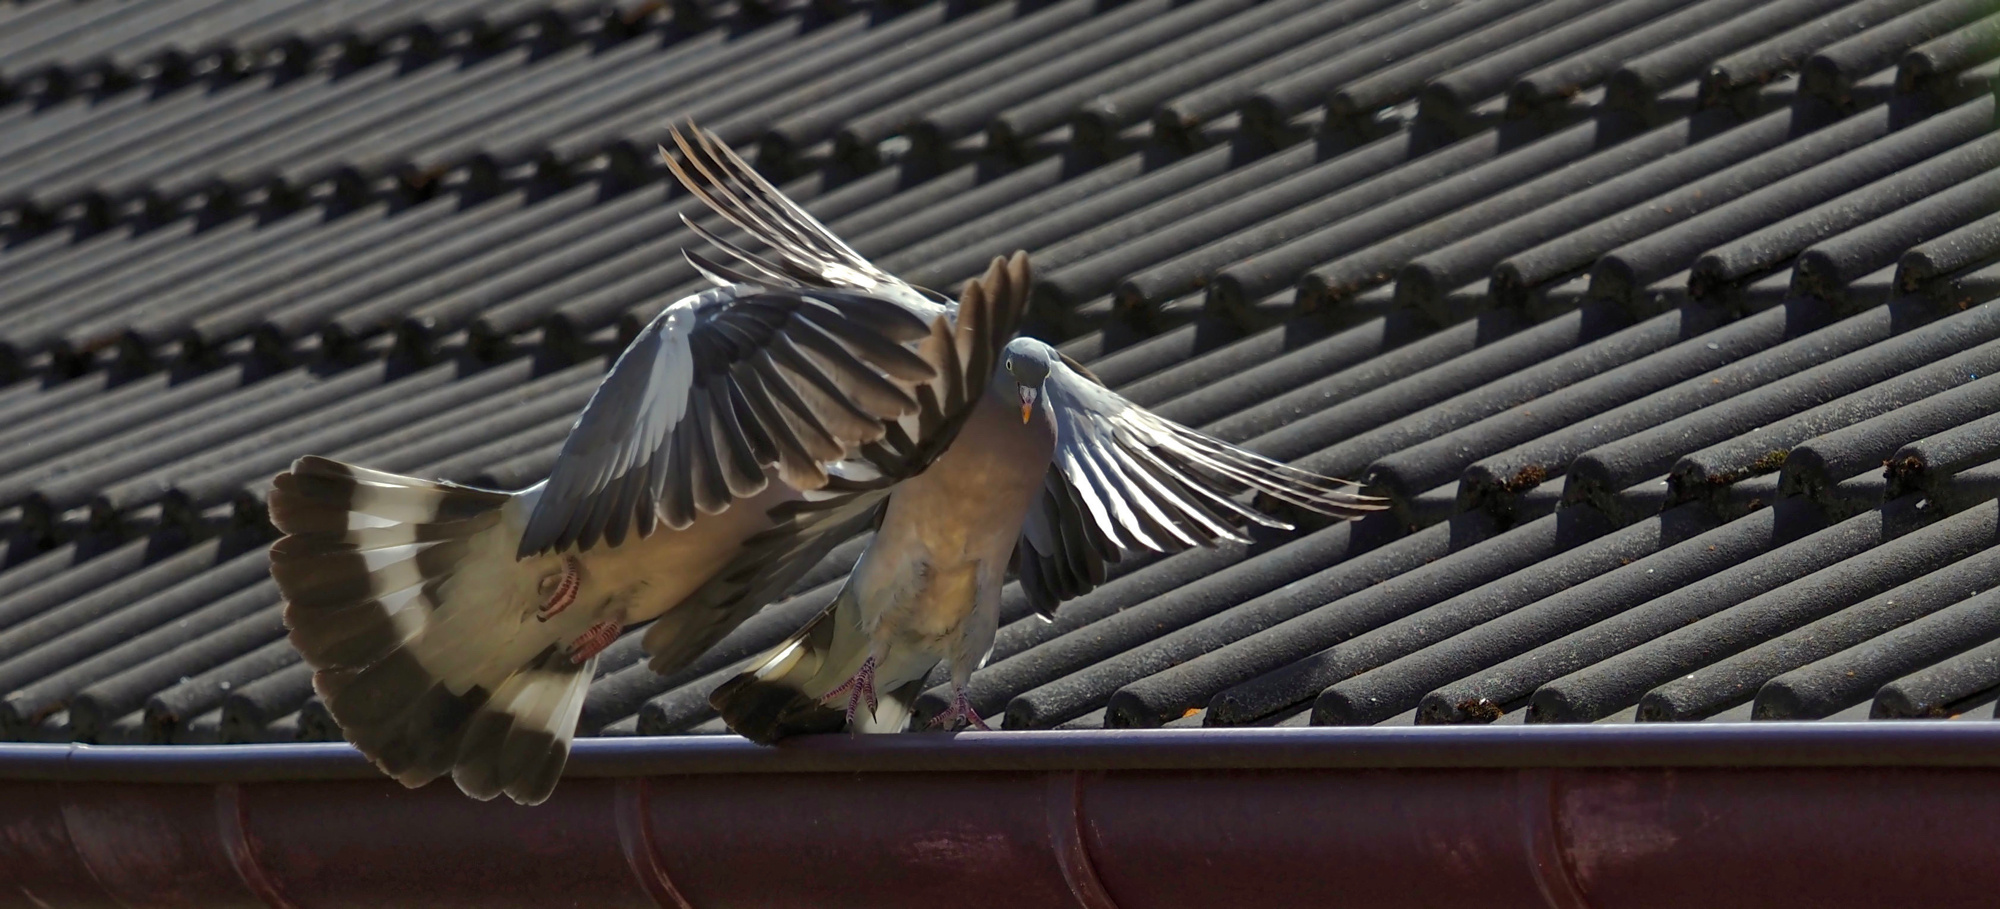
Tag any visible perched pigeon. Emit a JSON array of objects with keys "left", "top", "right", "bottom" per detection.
[
  {"left": 265, "top": 125, "right": 1031, "bottom": 804},
  {"left": 709, "top": 238, "right": 1389, "bottom": 745}
]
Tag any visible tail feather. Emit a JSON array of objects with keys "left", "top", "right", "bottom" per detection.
[
  {"left": 450, "top": 646, "right": 592, "bottom": 804},
  {"left": 709, "top": 583, "right": 921, "bottom": 743},
  {"left": 710, "top": 594, "right": 851, "bottom": 744},
  {"left": 313, "top": 649, "right": 487, "bottom": 787},
  {"left": 268, "top": 456, "right": 587, "bottom": 806},
  {"left": 272, "top": 459, "right": 505, "bottom": 530}
]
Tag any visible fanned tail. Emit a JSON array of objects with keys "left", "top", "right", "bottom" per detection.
[{"left": 269, "top": 456, "right": 588, "bottom": 806}]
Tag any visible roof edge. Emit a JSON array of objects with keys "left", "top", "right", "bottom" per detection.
[
  {"left": 4, "top": 722, "right": 1997, "bottom": 782},
  {"left": 7, "top": 725, "right": 2000, "bottom": 908}
]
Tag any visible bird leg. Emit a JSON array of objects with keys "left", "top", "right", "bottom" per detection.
[
  {"left": 566, "top": 620, "right": 621, "bottom": 664},
  {"left": 819, "top": 656, "right": 878, "bottom": 725},
  {"left": 927, "top": 687, "right": 991, "bottom": 732},
  {"left": 536, "top": 555, "right": 582, "bottom": 622}
]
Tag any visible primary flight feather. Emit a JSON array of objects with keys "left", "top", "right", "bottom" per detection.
[
  {"left": 705, "top": 171, "right": 1389, "bottom": 744},
  {"left": 266, "top": 125, "right": 1030, "bottom": 804}
]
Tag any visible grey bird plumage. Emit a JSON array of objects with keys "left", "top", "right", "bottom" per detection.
[
  {"left": 711, "top": 256, "right": 1388, "bottom": 744},
  {"left": 266, "top": 125, "right": 1031, "bottom": 804}
]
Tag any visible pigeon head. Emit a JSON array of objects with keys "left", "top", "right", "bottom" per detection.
[{"left": 997, "top": 337, "right": 1054, "bottom": 423}]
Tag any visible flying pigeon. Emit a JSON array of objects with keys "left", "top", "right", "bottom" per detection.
[
  {"left": 265, "top": 125, "right": 1031, "bottom": 804},
  {"left": 710, "top": 261, "right": 1389, "bottom": 743}
]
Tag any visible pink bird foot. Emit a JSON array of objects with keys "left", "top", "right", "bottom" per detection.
[
  {"left": 565, "top": 620, "right": 621, "bottom": 664},
  {"left": 927, "top": 688, "right": 991, "bottom": 732},
  {"left": 819, "top": 656, "right": 878, "bottom": 725},
  {"left": 537, "top": 555, "right": 582, "bottom": 623}
]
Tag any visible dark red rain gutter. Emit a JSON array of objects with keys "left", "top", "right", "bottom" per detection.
[{"left": 3, "top": 724, "right": 1998, "bottom": 909}]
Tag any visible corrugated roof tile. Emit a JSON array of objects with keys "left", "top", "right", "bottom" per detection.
[{"left": 0, "top": 0, "right": 1996, "bottom": 752}]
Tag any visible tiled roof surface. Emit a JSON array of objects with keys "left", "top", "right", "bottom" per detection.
[{"left": 2, "top": 0, "right": 1999, "bottom": 747}]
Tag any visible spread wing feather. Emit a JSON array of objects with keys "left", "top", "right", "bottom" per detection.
[
  {"left": 642, "top": 255, "right": 1035, "bottom": 673},
  {"left": 516, "top": 283, "right": 933, "bottom": 557},
  {"left": 519, "top": 124, "right": 1031, "bottom": 559},
  {"left": 1014, "top": 348, "right": 1390, "bottom": 619},
  {"left": 663, "top": 124, "right": 911, "bottom": 295}
]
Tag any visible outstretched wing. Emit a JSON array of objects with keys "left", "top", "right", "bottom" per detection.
[
  {"left": 661, "top": 124, "right": 936, "bottom": 307},
  {"left": 517, "top": 284, "right": 936, "bottom": 556},
  {"left": 632, "top": 249, "right": 1030, "bottom": 676},
  {"left": 519, "top": 125, "right": 1030, "bottom": 558},
  {"left": 1015, "top": 346, "right": 1389, "bottom": 618},
  {"left": 661, "top": 122, "right": 1031, "bottom": 479}
]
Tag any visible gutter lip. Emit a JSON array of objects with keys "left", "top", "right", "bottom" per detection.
[{"left": 2, "top": 722, "right": 1998, "bottom": 783}]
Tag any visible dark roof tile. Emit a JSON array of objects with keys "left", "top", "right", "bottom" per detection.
[
  {"left": 930, "top": 0, "right": 1266, "bottom": 151},
  {"left": 1669, "top": 331, "right": 2000, "bottom": 499},
  {"left": 998, "top": 0, "right": 1379, "bottom": 149},
  {"left": 1345, "top": 306, "right": 1697, "bottom": 508},
  {"left": 1898, "top": 9, "right": 2000, "bottom": 91},
  {"left": 1694, "top": 125, "right": 2000, "bottom": 297},
  {"left": 1593, "top": 92, "right": 1985, "bottom": 306},
  {"left": 1889, "top": 407, "right": 2000, "bottom": 503},
  {"left": 1414, "top": 107, "right": 1791, "bottom": 321},
  {"left": 1464, "top": 298, "right": 1850, "bottom": 518},
  {"left": 1749, "top": 533, "right": 2000, "bottom": 717},
  {"left": 72, "top": 598, "right": 286, "bottom": 741},
  {"left": 1796, "top": 159, "right": 2000, "bottom": 300},
  {"left": 1897, "top": 205, "right": 2000, "bottom": 291},
  {"left": 1203, "top": 498, "right": 1596, "bottom": 726},
  {"left": 1281, "top": 304, "right": 1633, "bottom": 477},
  {"left": 1, "top": 0, "right": 1998, "bottom": 753},
  {"left": 1647, "top": 520, "right": 2000, "bottom": 720},
  {"left": 1566, "top": 295, "right": 1995, "bottom": 509},
  {"left": 1873, "top": 618, "right": 2000, "bottom": 718},
  {"left": 0, "top": 557, "right": 274, "bottom": 732},
  {"left": 1802, "top": 0, "right": 1994, "bottom": 106},
  {"left": 1514, "top": 0, "right": 1767, "bottom": 117},
  {"left": 1531, "top": 493, "right": 1959, "bottom": 721},
  {"left": 1610, "top": 0, "right": 1849, "bottom": 115},
  {"left": 1322, "top": 500, "right": 1726, "bottom": 726},
  {"left": 0, "top": 538, "right": 235, "bottom": 677},
  {"left": 1142, "top": 312, "right": 1400, "bottom": 424},
  {"left": 1332, "top": 0, "right": 1603, "bottom": 121},
  {"left": 1243, "top": 0, "right": 1529, "bottom": 135},
  {"left": 1427, "top": 0, "right": 1705, "bottom": 124},
  {"left": 1703, "top": 0, "right": 1933, "bottom": 102},
  {"left": 1376, "top": 301, "right": 1806, "bottom": 507},
  {"left": 218, "top": 655, "right": 313, "bottom": 742},
  {"left": 1101, "top": 513, "right": 1471, "bottom": 729},
  {"left": 1303, "top": 109, "right": 1711, "bottom": 310},
  {"left": 258, "top": 184, "right": 617, "bottom": 349},
  {"left": 831, "top": 0, "right": 1186, "bottom": 158},
  {"left": 1219, "top": 122, "right": 1618, "bottom": 312},
  {"left": 1000, "top": 519, "right": 1399, "bottom": 730},
  {"left": 1112, "top": 0, "right": 1430, "bottom": 149},
  {"left": 769, "top": 0, "right": 1096, "bottom": 161},
  {"left": 0, "top": 536, "right": 159, "bottom": 632},
  {"left": 1786, "top": 369, "right": 2000, "bottom": 500}
]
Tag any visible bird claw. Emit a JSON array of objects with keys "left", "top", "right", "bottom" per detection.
[
  {"left": 820, "top": 656, "right": 878, "bottom": 725},
  {"left": 927, "top": 688, "right": 990, "bottom": 732},
  {"left": 565, "top": 620, "right": 620, "bottom": 664},
  {"left": 536, "top": 556, "right": 581, "bottom": 623}
]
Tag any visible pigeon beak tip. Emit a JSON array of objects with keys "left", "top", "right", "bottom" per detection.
[{"left": 1020, "top": 403, "right": 1032, "bottom": 424}]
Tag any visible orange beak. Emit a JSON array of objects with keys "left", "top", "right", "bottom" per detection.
[
  {"left": 1021, "top": 403, "right": 1032, "bottom": 424},
  {"left": 1019, "top": 387, "right": 1037, "bottom": 424}
]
